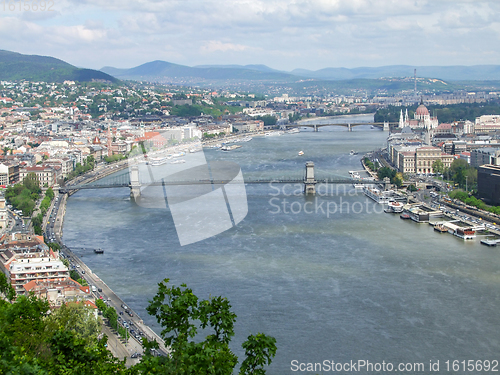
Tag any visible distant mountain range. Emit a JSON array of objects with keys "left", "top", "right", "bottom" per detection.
[
  {"left": 101, "top": 61, "right": 500, "bottom": 82},
  {"left": 0, "top": 50, "right": 117, "bottom": 83},
  {"left": 100, "top": 60, "right": 297, "bottom": 82},
  {"left": 2, "top": 49, "right": 500, "bottom": 88}
]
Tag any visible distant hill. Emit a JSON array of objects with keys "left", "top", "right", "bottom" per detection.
[
  {"left": 193, "top": 64, "right": 282, "bottom": 73},
  {"left": 291, "top": 65, "right": 500, "bottom": 81},
  {"left": 100, "top": 60, "right": 298, "bottom": 82},
  {"left": 0, "top": 50, "right": 118, "bottom": 83},
  {"left": 101, "top": 60, "right": 500, "bottom": 85}
]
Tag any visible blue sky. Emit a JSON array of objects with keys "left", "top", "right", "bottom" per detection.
[{"left": 1, "top": 0, "right": 499, "bottom": 71}]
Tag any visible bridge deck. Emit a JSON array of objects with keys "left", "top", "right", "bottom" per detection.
[{"left": 61, "top": 178, "right": 380, "bottom": 191}]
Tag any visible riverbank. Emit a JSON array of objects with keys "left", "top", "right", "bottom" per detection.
[{"left": 52, "top": 165, "right": 170, "bottom": 361}]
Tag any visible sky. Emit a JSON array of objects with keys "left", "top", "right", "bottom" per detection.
[{"left": 1, "top": 0, "right": 499, "bottom": 71}]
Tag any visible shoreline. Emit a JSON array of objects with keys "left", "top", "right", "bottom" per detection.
[{"left": 52, "top": 165, "right": 170, "bottom": 360}]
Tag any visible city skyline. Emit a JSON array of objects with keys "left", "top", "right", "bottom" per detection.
[{"left": 1, "top": 0, "right": 499, "bottom": 72}]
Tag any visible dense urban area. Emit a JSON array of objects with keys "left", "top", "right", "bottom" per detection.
[{"left": 2, "top": 77, "right": 500, "bottom": 373}]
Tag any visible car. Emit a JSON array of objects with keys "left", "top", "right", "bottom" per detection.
[
  {"left": 127, "top": 311, "right": 133, "bottom": 317},
  {"left": 81, "top": 270, "right": 85, "bottom": 274}
]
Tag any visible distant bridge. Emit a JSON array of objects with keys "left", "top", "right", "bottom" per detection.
[
  {"left": 288, "top": 122, "right": 397, "bottom": 132},
  {"left": 60, "top": 163, "right": 387, "bottom": 197}
]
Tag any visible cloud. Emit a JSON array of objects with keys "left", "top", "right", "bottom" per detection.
[
  {"left": 2, "top": 0, "right": 500, "bottom": 70},
  {"left": 200, "top": 41, "right": 250, "bottom": 54}
]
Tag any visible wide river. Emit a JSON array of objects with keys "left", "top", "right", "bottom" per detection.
[{"left": 63, "top": 115, "right": 500, "bottom": 374}]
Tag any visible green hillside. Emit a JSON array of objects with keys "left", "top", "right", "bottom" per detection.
[{"left": 0, "top": 50, "right": 118, "bottom": 83}]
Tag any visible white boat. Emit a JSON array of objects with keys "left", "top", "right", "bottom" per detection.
[
  {"left": 453, "top": 227, "right": 476, "bottom": 240},
  {"left": 170, "top": 159, "right": 186, "bottom": 164},
  {"left": 241, "top": 136, "right": 253, "bottom": 142},
  {"left": 298, "top": 151, "right": 304, "bottom": 156},
  {"left": 221, "top": 145, "right": 242, "bottom": 151},
  {"left": 287, "top": 128, "right": 300, "bottom": 134},
  {"left": 147, "top": 157, "right": 168, "bottom": 166},
  {"left": 363, "top": 186, "right": 391, "bottom": 204},
  {"left": 385, "top": 201, "right": 404, "bottom": 213},
  {"left": 350, "top": 150, "right": 358, "bottom": 155},
  {"left": 349, "top": 171, "right": 364, "bottom": 189}
]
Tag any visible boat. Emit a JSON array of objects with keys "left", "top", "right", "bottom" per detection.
[
  {"left": 94, "top": 248, "right": 104, "bottom": 254},
  {"left": 298, "top": 151, "right": 304, "bottom": 156},
  {"left": 363, "top": 186, "right": 391, "bottom": 204},
  {"left": 384, "top": 201, "right": 404, "bottom": 213},
  {"left": 453, "top": 227, "right": 476, "bottom": 240},
  {"left": 221, "top": 145, "right": 242, "bottom": 151},
  {"left": 287, "top": 128, "right": 300, "bottom": 134},
  {"left": 170, "top": 159, "right": 186, "bottom": 164},
  {"left": 400, "top": 213, "right": 410, "bottom": 220},
  {"left": 349, "top": 150, "right": 358, "bottom": 155},
  {"left": 147, "top": 157, "right": 168, "bottom": 166},
  {"left": 265, "top": 131, "right": 283, "bottom": 137},
  {"left": 349, "top": 171, "right": 364, "bottom": 189},
  {"left": 241, "top": 136, "right": 253, "bottom": 142},
  {"left": 433, "top": 224, "right": 448, "bottom": 233}
]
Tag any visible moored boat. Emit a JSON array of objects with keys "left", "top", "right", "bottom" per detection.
[
  {"left": 433, "top": 224, "right": 447, "bottom": 233},
  {"left": 147, "top": 157, "right": 168, "bottom": 166}
]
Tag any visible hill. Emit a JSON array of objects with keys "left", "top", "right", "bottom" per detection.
[
  {"left": 291, "top": 65, "right": 500, "bottom": 81},
  {"left": 100, "top": 60, "right": 298, "bottom": 82},
  {"left": 0, "top": 50, "right": 117, "bottom": 83}
]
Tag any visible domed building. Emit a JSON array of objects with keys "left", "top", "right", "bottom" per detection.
[{"left": 399, "top": 99, "right": 438, "bottom": 130}]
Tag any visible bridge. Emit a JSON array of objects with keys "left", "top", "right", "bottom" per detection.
[
  {"left": 60, "top": 162, "right": 389, "bottom": 197},
  {"left": 288, "top": 121, "right": 397, "bottom": 132}
]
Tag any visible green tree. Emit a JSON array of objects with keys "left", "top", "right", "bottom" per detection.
[
  {"left": 48, "top": 301, "right": 101, "bottom": 347},
  {"left": 23, "top": 172, "right": 41, "bottom": 194},
  {"left": 432, "top": 160, "right": 444, "bottom": 174},
  {"left": 146, "top": 279, "right": 277, "bottom": 374},
  {"left": 240, "top": 333, "right": 277, "bottom": 375}
]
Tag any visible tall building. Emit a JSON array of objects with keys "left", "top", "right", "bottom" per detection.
[
  {"left": 478, "top": 164, "right": 500, "bottom": 205},
  {"left": 0, "top": 234, "right": 69, "bottom": 295}
]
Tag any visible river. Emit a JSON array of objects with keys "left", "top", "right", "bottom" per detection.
[{"left": 63, "top": 115, "right": 500, "bottom": 374}]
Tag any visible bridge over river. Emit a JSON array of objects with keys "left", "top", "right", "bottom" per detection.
[
  {"left": 60, "top": 162, "right": 388, "bottom": 197},
  {"left": 288, "top": 121, "right": 396, "bottom": 132}
]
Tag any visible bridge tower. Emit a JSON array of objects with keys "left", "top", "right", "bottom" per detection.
[
  {"left": 383, "top": 121, "right": 390, "bottom": 131},
  {"left": 348, "top": 123, "right": 352, "bottom": 132},
  {"left": 130, "top": 165, "right": 141, "bottom": 199},
  {"left": 313, "top": 124, "right": 318, "bottom": 132},
  {"left": 304, "top": 161, "right": 317, "bottom": 195},
  {"left": 383, "top": 176, "right": 391, "bottom": 191}
]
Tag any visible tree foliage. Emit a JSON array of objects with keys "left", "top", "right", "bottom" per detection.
[
  {"left": 5, "top": 172, "right": 42, "bottom": 216},
  {"left": 0, "top": 278, "right": 277, "bottom": 374},
  {"left": 145, "top": 278, "right": 277, "bottom": 374}
]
